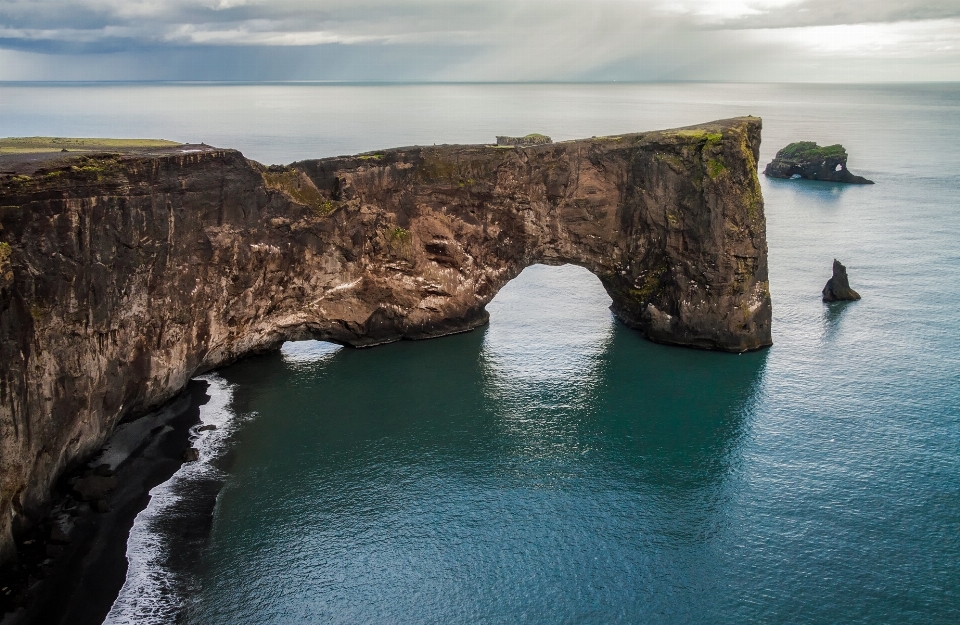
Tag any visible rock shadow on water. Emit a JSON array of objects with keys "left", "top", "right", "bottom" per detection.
[
  {"left": 594, "top": 324, "right": 768, "bottom": 488},
  {"left": 764, "top": 176, "right": 857, "bottom": 205}
]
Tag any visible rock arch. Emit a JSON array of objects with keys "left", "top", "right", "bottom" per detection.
[
  {"left": 0, "top": 116, "right": 770, "bottom": 559},
  {"left": 286, "top": 116, "right": 770, "bottom": 351}
]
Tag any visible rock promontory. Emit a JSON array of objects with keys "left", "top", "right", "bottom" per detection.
[
  {"left": 822, "top": 259, "right": 861, "bottom": 302},
  {"left": 764, "top": 142, "right": 873, "bottom": 184},
  {"left": 0, "top": 117, "right": 771, "bottom": 561}
]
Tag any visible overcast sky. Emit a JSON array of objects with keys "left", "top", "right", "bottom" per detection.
[{"left": 1, "top": 0, "right": 959, "bottom": 82}]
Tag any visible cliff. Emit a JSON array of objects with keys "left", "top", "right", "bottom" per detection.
[
  {"left": 0, "top": 117, "right": 771, "bottom": 561},
  {"left": 763, "top": 141, "right": 873, "bottom": 184}
]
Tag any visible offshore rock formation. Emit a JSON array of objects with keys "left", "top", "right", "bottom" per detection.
[
  {"left": 764, "top": 142, "right": 873, "bottom": 184},
  {"left": 822, "top": 259, "right": 861, "bottom": 302},
  {"left": 0, "top": 117, "right": 771, "bottom": 561}
]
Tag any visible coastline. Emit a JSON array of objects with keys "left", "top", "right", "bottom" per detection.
[{"left": 0, "top": 381, "right": 210, "bottom": 625}]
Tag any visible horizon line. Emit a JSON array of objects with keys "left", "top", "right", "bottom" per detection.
[{"left": 2, "top": 79, "right": 960, "bottom": 87}]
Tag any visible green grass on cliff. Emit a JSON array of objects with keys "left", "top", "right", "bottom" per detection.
[
  {"left": 674, "top": 129, "right": 723, "bottom": 145},
  {"left": 261, "top": 169, "right": 336, "bottom": 216},
  {"left": 0, "top": 137, "right": 181, "bottom": 155},
  {"left": 776, "top": 141, "right": 847, "bottom": 162}
]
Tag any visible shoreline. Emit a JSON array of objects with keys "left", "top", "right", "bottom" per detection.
[{"left": 0, "top": 381, "right": 210, "bottom": 625}]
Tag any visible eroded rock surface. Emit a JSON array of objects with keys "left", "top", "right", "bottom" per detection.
[
  {"left": 0, "top": 117, "right": 771, "bottom": 560},
  {"left": 764, "top": 141, "right": 873, "bottom": 184}
]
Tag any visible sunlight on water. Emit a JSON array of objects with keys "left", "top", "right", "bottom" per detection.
[{"left": 481, "top": 265, "right": 614, "bottom": 460}]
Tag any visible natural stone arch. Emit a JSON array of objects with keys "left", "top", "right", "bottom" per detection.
[
  {"left": 0, "top": 117, "right": 770, "bottom": 560},
  {"left": 285, "top": 116, "right": 770, "bottom": 352}
]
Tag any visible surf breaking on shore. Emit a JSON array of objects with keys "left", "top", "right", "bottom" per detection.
[{"left": 104, "top": 374, "right": 241, "bottom": 624}]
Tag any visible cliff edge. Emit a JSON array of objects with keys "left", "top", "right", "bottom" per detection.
[{"left": 0, "top": 117, "right": 771, "bottom": 561}]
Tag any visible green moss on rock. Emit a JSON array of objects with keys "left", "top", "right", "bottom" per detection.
[
  {"left": 776, "top": 141, "right": 846, "bottom": 162},
  {"left": 262, "top": 169, "right": 335, "bottom": 215}
]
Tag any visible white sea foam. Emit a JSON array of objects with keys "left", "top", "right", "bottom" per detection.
[{"left": 103, "top": 373, "right": 240, "bottom": 625}]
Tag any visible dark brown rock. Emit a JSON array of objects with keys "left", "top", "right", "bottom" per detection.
[
  {"left": 0, "top": 117, "right": 772, "bottom": 561},
  {"left": 182, "top": 447, "right": 200, "bottom": 462},
  {"left": 71, "top": 475, "right": 117, "bottom": 503},
  {"left": 48, "top": 526, "right": 69, "bottom": 545},
  {"left": 822, "top": 259, "right": 861, "bottom": 302},
  {"left": 44, "top": 544, "right": 63, "bottom": 559}
]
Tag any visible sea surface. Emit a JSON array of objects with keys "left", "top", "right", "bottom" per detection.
[{"left": 2, "top": 82, "right": 959, "bottom": 624}]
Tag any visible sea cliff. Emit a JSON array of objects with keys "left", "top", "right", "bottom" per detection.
[{"left": 0, "top": 117, "right": 771, "bottom": 561}]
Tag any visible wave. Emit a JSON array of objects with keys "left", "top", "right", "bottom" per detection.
[{"left": 103, "top": 373, "right": 240, "bottom": 625}]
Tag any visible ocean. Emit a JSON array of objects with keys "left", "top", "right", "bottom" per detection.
[{"left": 2, "top": 82, "right": 959, "bottom": 624}]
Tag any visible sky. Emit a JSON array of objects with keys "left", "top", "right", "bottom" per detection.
[{"left": 1, "top": 0, "right": 959, "bottom": 82}]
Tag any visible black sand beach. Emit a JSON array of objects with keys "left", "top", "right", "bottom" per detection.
[{"left": 0, "top": 381, "right": 209, "bottom": 625}]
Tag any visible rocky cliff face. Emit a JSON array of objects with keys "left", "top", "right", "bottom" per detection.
[{"left": 0, "top": 117, "right": 771, "bottom": 561}]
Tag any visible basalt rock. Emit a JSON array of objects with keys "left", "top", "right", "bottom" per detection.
[
  {"left": 0, "top": 117, "right": 771, "bottom": 561},
  {"left": 822, "top": 259, "right": 861, "bottom": 302},
  {"left": 764, "top": 141, "right": 873, "bottom": 184}
]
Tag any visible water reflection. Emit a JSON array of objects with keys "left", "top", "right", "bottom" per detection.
[
  {"left": 280, "top": 340, "right": 343, "bottom": 365},
  {"left": 820, "top": 300, "right": 856, "bottom": 344},
  {"left": 481, "top": 264, "right": 615, "bottom": 462}
]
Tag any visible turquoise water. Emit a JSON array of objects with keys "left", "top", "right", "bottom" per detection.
[{"left": 3, "top": 83, "right": 959, "bottom": 623}]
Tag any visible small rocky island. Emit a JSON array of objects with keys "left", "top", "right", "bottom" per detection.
[
  {"left": 822, "top": 259, "right": 861, "bottom": 301},
  {"left": 764, "top": 141, "right": 873, "bottom": 184}
]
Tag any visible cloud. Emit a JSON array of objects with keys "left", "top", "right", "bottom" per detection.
[
  {"left": 715, "top": 0, "right": 960, "bottom": 29},
  {"left": 1, "top": 0, "right": 958, "bottom": 81}
]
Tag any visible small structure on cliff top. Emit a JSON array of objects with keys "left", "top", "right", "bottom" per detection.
[
  {"left": 496, "top": 133, "right": 552, "bottom": 147},
  {"left": 822, "top": 259, "right": 861, "bottom": 302},
  {"left": 764, "top": 141, "right": 873, "bottom": 184}
]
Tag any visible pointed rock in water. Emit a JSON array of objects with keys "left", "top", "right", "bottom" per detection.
[
  {"left": 822, "top": 259, "right": 861, "bottom": 302},
  {"left": 183, "top": 447, "right": 200, "bottom": 462},
  {"left": 764, "top": 142, "right": 873, "bottom": 184}
]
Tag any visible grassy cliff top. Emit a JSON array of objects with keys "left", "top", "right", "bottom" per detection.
[
  {"left": 775, "top": 141, "right": 847, "bottom": 162},
  {"left": 0, "top": 137, "right": 182, "bottom": 155}
]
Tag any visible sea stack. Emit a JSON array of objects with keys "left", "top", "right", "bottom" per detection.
[
  {"left": 765, "top": 142, "right": 873, "bottom": 184},
  {"left": 822, "top": 259, "right": 861, "bottom": 302}
]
